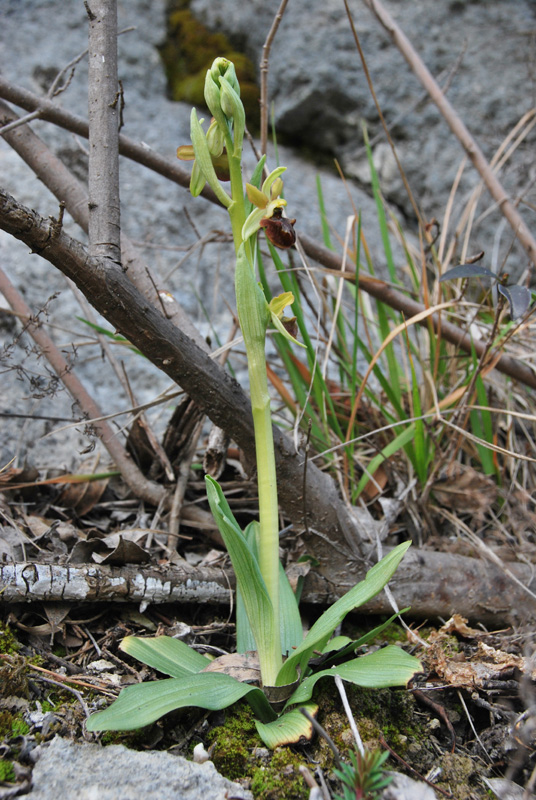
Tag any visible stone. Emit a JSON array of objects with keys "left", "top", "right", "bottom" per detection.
[{"left": 24, "top": 736, "right": 252, "bottom": 800}]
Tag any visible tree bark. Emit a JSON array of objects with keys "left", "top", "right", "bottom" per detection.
[
  {"left": 86, "top": 0, "right": 121, "bottom": 265},
  {"left": 1, "top": 550, "right": 534, "bottom": 625}
]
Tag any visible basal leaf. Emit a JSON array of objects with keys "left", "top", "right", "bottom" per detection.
[
  {"left": 237, "top": 522, "right": 302, "bottom": 657},
  {"left": 276, "top": 542, "right": 411, "bottom": 686},
  {"left": 255, "top": 702, "right": 318, "bottom": 749},
  {"left": 120, "top": 636, "right": 211, "bottom": 678},
  {"left": 286, "top": 646, "right": 422, "bottom": 708},
  {"left": 86, "top": 673, "right": 267, "bottom": 732},
  {"left": 205, "top": 477, "right": 278, "bottom": 671}
]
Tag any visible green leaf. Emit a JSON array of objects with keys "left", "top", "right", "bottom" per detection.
[
  {"left": 255, "top": 702, "right": 318, "bottom": 749},
  {"left": 237, "top": 523, "right": 303, "bottom": 657},
  {"left": 286, "top": 646, "right": 422, "bottom": 707},
  {"left": 205, "top": 476, "right": 278, "bottom": 676},
  {"left": 86, "top": 672, "right": 267, "bottom": 732},
  {"left": 120, "top": 636, "right": 211, "bottom": 678},
  {"left": 276, "top": 542, "right": 412, "bottom": 686}
]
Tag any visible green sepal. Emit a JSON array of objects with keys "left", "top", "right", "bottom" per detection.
[
  {"left": 219, "top": 75, "right": 245, "bottom": 157},
  {"left": 190, "top": 109, "right": 231, "bottom": 207},
  {"left": 262, "top": 166, "right": 287, "bottom": 196}
]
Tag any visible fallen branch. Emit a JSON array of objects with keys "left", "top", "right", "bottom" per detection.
[{"left": 1, "top": 549, "right": 534, "bottom": 625}]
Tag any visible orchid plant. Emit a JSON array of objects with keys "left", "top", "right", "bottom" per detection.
[{"left": 86, "top": 58, "right": 421, "bottom": 748}]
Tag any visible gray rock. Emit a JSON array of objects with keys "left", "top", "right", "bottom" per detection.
[
  {"left": 191, "top": 0, "right": 536, "bottom": 277},
  {"left": 0, "top": 0, "right": 395, "bottom": 468},
  {"left": 24, "top": 736, "right": 252, "bottom": 800},
  {"left": 381, "top": 771, "right": 437, "bottom": 799}
]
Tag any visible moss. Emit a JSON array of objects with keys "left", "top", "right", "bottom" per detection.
[
  {"left": 0, "top": 760, "right": 15, "bottom": 782},
  {"left": 436, "top": 752, "right": 478, "bottom": 799},
  {"left": 159, "top": 4, "right": 260, "bottom": 129},
  {"left": 250, "top": 747, "right": 308, "bottom": 800},
  {"left": 0, "top": 710, "right": 30, "bottom": 739},
  {"left": 0, "top": 622, "right": 20, "bottom": 655},
  {"left": 207, "top": 701, "right": 260, "bottom": 781}
]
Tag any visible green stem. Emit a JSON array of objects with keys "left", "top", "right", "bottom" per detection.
[
  {"left": 249, "top": 356, "right": 282, "bottom": 684},
  {"left": 227, "top": 149, "right": 282, "bottom": 684}
]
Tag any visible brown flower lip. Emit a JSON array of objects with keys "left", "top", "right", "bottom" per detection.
[{"left": 259, "top": 207, "right": 297, "bottom": 249}]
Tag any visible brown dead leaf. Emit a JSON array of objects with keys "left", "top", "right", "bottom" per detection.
[
  {"left": 426, "top": 615, "right": 527, "bottom": 690},
  {"left": 432, "top": 462, "right": 497, "bottom": 516},
  {"left": 0, "top": 464, "right": 39, "bottom": 488},
  {"left": 201, "top": 651, "right": 261, "bottom": 684}
]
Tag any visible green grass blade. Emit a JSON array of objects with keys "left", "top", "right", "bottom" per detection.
[
  {"left": 286, "top": 646, "right": 421, "bottom": 707},
  {"left": 276, "top": 542, "right": 411, "bottom": 686},
  {"left": 120, "top": 636, "right": 211, "bottom": 678},
  {"left": 354, "top": 425, "right": 415, "bottom": 500},
  {"left": 86, "top": 673, "right": 271, "bottom": 732},
  {"left": 316, "top": 175, "right": 333, "bottom": 250},
  {"left": 362, "top": 124, "right": 396, "bottom": 283}
]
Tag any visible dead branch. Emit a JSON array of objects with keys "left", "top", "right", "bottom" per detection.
[
  {"left": 0, "top": 99, "right": 207, "bottom": 350},
  {"left": 1, "top": 77, "right": 535, "bottom": 390},
  {"left": 0, "top": 187, "right": 366, "bottom": 571},
  {"left": 362, "top": 0, "right": 536, "bottom": 269},
  {"left": 0, "top": 266, "right": 168, "bottom": 508},
  {"left": 1, "top": 547, "right": 535, "bottom": 625},
  {"left": 86, "top": 0, "right": 121, "bottom": 265}
]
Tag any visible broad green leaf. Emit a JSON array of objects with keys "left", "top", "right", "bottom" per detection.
[
  {"left": 286, "top": 646, "right": 422, "bottom": 708},
  {"left": 322, "top": 636, "right": 353, "bottom": 653},
  {"left": 317, "top": 611, "right": 409, "bottom": 668},
  {"left": 276, "top": 542, "right": 411, "bottom": 686},
  {"left": 120, "top": 636, "right": 210, "bottom": 678},
  {"left": 205, "top": 477, "right": 278, "bottom": 674},
  {"left": 86, "top": 673, "right": 270, "bottom": 732},
  {"left": 237, "top": 522, "right": 303, "bottom": 657},
  {"left": 255, "top": 702, "right": 318, "bottom": 749}
]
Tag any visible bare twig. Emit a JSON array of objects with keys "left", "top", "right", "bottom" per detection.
[
  {"left": 0, "top": 98, "right": 208, "bottom": 350},
  {"left": 0, "top": 265, "right": 168, "bottom": 509},
  {"left": 86, "top": 0, "right": 121, "bottom": 265},
  {"left": 260, "top": 0, "right": 289, "bottom": 155},
  {"left": 362, "top": 0, "right": 536, "bottom": 268}
]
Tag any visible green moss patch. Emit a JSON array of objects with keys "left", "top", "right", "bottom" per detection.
[{"left": 159, "top": 3, "right": 259, "bottom": 128}]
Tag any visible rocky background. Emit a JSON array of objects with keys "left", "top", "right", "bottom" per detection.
[{"left": 0, "top": 0, "right": 535, "bottom": 464}]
